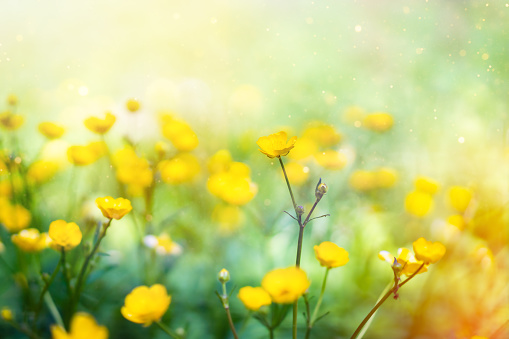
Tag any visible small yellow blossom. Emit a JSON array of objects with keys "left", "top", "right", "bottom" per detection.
[
  {"left": 1, "top": 307, "right": 13, "bottom": 321},
  {"left": 0, "top": 204, "right": 31, "bottom": 232},
  {"left": 375, "top": 167, "right": 398, "bottom": 188},
  {"left": 448, "top": 186, "right": 473, "bottom": 213},
  {"left": 84, "top": 112, "right": 116, "bottom": 134},
  {"left": 162, "top": 117, "right": 199, "bottom": 152},
  {"left": 447, "top": 214, "right": 465, "bottom": 230},
  {"left": 67, "top": 143, "right": 105, "bottom": 166},
  {"left": 218, "top": 268, "right": 230, "bottom": 283},
  {"left": 27, "top": 161, "right": 59, "bottom": 184},
  {"left": 121, "top": 284, "right": 171, "bottom": 326},
  {"left": 261, "top": 267, "right": 310, "bottom": 304},
  {"left": 38, "top": 122, "right": 65, "bottom": 139},
  {"left": 379, "top": 248, "right": 428, "bottom": 276},
  {"left": 143, "top": 233, "right": 182, "bottom": 256},
  {"left": 414, "top": 176, "right": 439, "bottom": 195},
  {"left": 405, "top": 191, "right": 434, "bottom": 217},
  {"left": 362, "top": 112, "right": 394, "bottom": 132},
  {"left": 282, "top": 162, "right": 308, "bottom": 186},
  {"left": 51, "top": 312, "right": 108, "bottom": 339},
  {"left": 349, "top": 170, "right": 376, "bottom": 191},
  {"left": 314, "top": 149, "right": 347, "bottom": 170},
  {"left": 159, "top": 153, "right": 200, "bottom": 184},
  {"left": 212, "top": 204, "right": 244, "bottom": 233},
  {"left": 126, "top": 98, "right": 140, "bottom": 113},
  {"left": 0, "top": 111, "right": 24, "bottom": 130},
  {"left": 314, "top": 241, "right": 349, "bottom": 268},
  {"left": 113, "top": 147, "right": 153, "bottom": 193},
  {"left": 238, "top": 286, "right": 272, "bottom": 311},
  {"left": 412, "top": 237, "right": 446, "bottom": 264},
  {"left": 7, "top": 94, "right": 18, "bottom": 106},
  {"left": 95, "top": 196, "right": 132, "bottom": 220},
  {"left": 207, "top": 162, "right": 257, "bottom": 206},
  {"left": 48, "top": 220, "right": 82, "bottom": 251},
  {"left": 257, "top": 131, "right": 297, "bottom": 158},
  {"left": 302, "top": 123, "right": 342, "bottom": 147},
  {"left": 207, "top": 150, "right": 233, "bottom": 174},
  {"left": 288, "top": 137, "right": 318, "bottom": 160},
  {"left": 11, "top": 229, "right": 50, "bottom": 252}
]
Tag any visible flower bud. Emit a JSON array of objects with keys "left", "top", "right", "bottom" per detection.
[
  {"left": 315, "top": 178, "right": 328, "bottom": 199},
  {"left": 218, "top": 268, "right": 230, "bottom": 283},
  {"left": 296, "top": 205, "right": 305, "bottom": 216},
  {"left": 391, "top": 257, "right": 403, "bottom": 275}
]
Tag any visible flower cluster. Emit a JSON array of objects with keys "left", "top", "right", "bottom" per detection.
[{"left": 405, "top": 176, "right": 439, "bottom": 217}]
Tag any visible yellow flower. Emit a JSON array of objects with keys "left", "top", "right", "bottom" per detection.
[
  {"left": 414, "top": 176, "right": 439, "bottom": 195},
  {"left": 0, "top": 204, "right": 31, "bottom": 232},
  {"left": 11, "top": 229, "right": 50, "bottom": 252},
  {"left": 51, "top": 312, "right": 108, "bottom": 339},
  {"left": 0, "top": 111, "right": 24, "bottom": 130},
  {"left": 113, "top": 147, "right": 153, "bottom": 191},
  {"left": 27, "top": 161, "right": 59, "bottom": 184},
  {"left": 84, "top": 112, "right": 116, "bottom": 134},
  {"left": 218, "top": 268, "right": 230, "bottom": 283},
  {"left": 374, "top": 167, "right": 398, "bottom": 188},
  {"left": 95, "top": 196, "right": 132, "bottom": 220},
  {"left": 238, "top": 286, "right": 272, "bottom": 311},
  {"left": 314, "top": 150, "right": 347, "bottom": 170},
  {"left": 362, "top": 112, "right": 394, "bottom": 132},
  {"left": 405, "top": 191, "right": 434, "bottom": 217},
  {"left": 67, "top": 143, "right": 105, "bottom": 166},
  {"left": 1, "top": 307, "right": 13, "bottom": 321},
  {"left": 288, "top": 137, "right": 318, "bottom": 160},
  {"left": 38, "top": 122, "right": 65, "bottom": 139},
  {"left": 412, "top": 237, "right": 446, "bottom": 264},
  {"left": 379, "top": 248, "right": 428, "bottom": 276},
  {"left": 162, "top": 117, "right": 199, "bottom": 151},
  {"left": 126, "top": 98, "right": 140, "bottom": 113},
  {"left": 349, "top": 170, "right": 376, "bottom": 191},
  {"left": 257, "top": 131, "right": 297, "bottom": 158},
  {"left": 121, "top": 284, "right": 171, "bottom": 326},
  {"left": 314, "top": 241, "right": 349, "bottom": 268},
  {"left": 302, "top": 123, "right": 342, "bottom": 147},
  {"left": 159, "top": 153, "right": 200, "bottom": 184},
  {"left": 282, "top": 162, "right": 308, "bottom": 186},
  {"left": 261, "top": 267, "right": 310, "bottom": 304},
  {"left": 448, "top": 186, "right": 473, "bottom": 213},
  {"left": 212, "top": 204, "right": 244, "bottom": 233},
  {"left": 143, "top": 233, "right": 182, "bottom": 256},
  {"left": 207, "top": 162, "right": 257, "bottom": 206},
  {"left": 7, "top": 94, "right": 18, "bottom": 106},
  {"left": 447, "top": 214, "right": 465, "bottom": 230},
  {"left": 48, "top": 220, "right": 82, "bottom": 251},
  {"left": 207, "top": 150, "right": 233, "bottom": 174}
]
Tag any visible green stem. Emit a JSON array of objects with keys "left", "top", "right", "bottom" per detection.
[
  {"left": 43, "top": 292, "right": 64, "bottom": 328},
  {"left": 34, "top": 255, "right": 63, "bottom": 322},
  {"left": 155, "top": 321, "right": 181, "bottom": 339},
  {"left": 278, "top": 156, "right": 298, "bottom": 212},
  {"left": 60, "top": 248, "right": 72, "bottom": 297},
  {"left": 350, "top": 263, "right": 425, "bottom": 339},
  {"left": 310, "top": 268, "right": 330, "bottom": 326},
  {"left": 225, "top": 307, "right": 239, "bottom": 339}
]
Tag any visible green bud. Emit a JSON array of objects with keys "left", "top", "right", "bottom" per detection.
[{"left": 218, "top": 268, "right": 230, "bottom": 283}]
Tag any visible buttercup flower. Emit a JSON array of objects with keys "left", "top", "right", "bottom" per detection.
[
  {"left": 314, "top": 241, "right": 349, "bottom": 268},
  {"left": 362, "top": 112, "right": 394, "bottom": 132},
  {"left": 51, "top": 312, "right": 108, "bottom": 339},
  {"left": 379, "top": 248, "right": 428, "bottom": 276},
  {"left": 7, "top": 94, "right": 18, "bottom": 106},
  {"left": 96, "top": 196, "right": 132, "bottom": 220},
  {"left": 38, "top": 122, "right": 65, "bottom": 139},
  {"left": 261, "top": 267, "right": 310, "bottom": 304},
  {"left": 48, "top": 220, "right": 82, "bottom": 251},
  {"left": 448, "top": 186, "right": 473, "bottom": 213},
  {"left": 121, "top": 284, "right": 171, "bottom": 326},
  {"left": 349, "top": 170, "right": 376, "bottom": 191},
  {"left": 257, "top": 131, "right": 297, "bottom": 158},
  {"left": 405, "top": 191, "right": 434, "bottom": 217},
  {"left": 375, "top": 168, "right": 398, "bottom": 188},
  {"left": 143, "top": 233, "right": 182, "bottom": 256},
  {"left": 283, "top": 162, "right": 309, "bottom": 186},
  {"left": 413, "top": 237, "right": 446, "bottom": 264},
  {"left": 414, "top": 176, "right": 439, "bottom": 195},
  {"left": 207, "top": 162, "right": 257, "bottom": 206},
  {"left": 159, "top": 153, "right": 200, "bottom": 184},
  {"left": 0, "top": 204, "right": 31, "bottom": 232},
  {"left": 447, "top": 214, "right": 465, "bottom": 230},
  {"left": 11, "top": 229, "right": 50, "bottom": 252},
  {"left": 126, "top": 98, "right": 140, "bottom": 113},
  {"left": 238, "top": 286, "right": 272, "bottom": 311},
  {"left": 27, "top": 160, "right": 59, "bottom": 184},
  {"left": 314, "top": 149, "right": 347, "bottom": 170},
  {"left": 0, "top": 111, "right": 24, "bottom": 130},
  {"left": 162, "top": 116, "right": 199, "bottom": 152},
  {"left": 1, "top": 307, "right": 13, "bottom": 321},
  {"left": 67, "top": 143, "right": 105, "bottom": 166},
  {"left": 302, "top": 123, "right": 342, "bottom": 147},
  {"left": 218, "top": 268, "right": 230, "bottom": 283},
  {"left": 212, "top": 204, "right": 244, "bottom": 233},
  {"left": 84, "top": 112, "right": 116, "bottom": 134}
]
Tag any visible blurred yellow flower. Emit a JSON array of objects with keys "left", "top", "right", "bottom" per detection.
[
  {"left": 27, "top": 160, "right": 59, "bottom": 184},
  {"left": 413, "top": 237, "right": 446, "bottom": 264},
  {"left": 0, "top": 111, "right": 24, "bottom": 130},
  {"left": 38, "top": 122, "right": 65, "bottom": 139},
  {"left": 121, "top": 284, "right": 171, "bottom": 326},
  {"left": 154, "top": 141, "right": 170, "bottom": 158},
  {"left": 238, "top": 286, "right": 272, "bottom": 311},
  {"left": 314, "top": 241, "right": 349, "bottom": 268},
  {"left": 379, "top": 248, "right": 428, "bottom": 276},
  {"left": 448, "top": 186, "right": 473, "bottom": 213},
  {"left": 349, "top": 170, "right": 376, "bottom": 191},
  {"left": 162, "top": 116, "right": 199, "bottom": 152},
  {"left": 414, "top": 176, "right": 439, "bottom": 195},
  {"left": 1, "top": 307, "right": 13, "bottom": 321},
  {"left": 159, "top": 153, "right": 200, "bottom": 184},
  {"left": 282, "top": 162, "right": 308, "bottom": 186},
  {"left": 303, "top": 123, "right": 342, "bottom": 147},
  {"left": 207, "top": 162, "right": 257, "bottom": 205},
  {"left": 212, "top": 204, "right": 244, "bottom": 233},
  {"left": 207, "top": 149, "right": 233, "bottom": 174},
  {"left": 362, "top": 112, "right": 394, "bottom": 132},
  {"left": 67, "top": 143, "right": 105, "bottom": 166},
  {"left": 84, "top": 112, "right": 116, "bottom": 134},
  {"left": 95, "top": 196, "right": 132, "bottom": 220},
  {"left": 48, "top": 220, "right": 82, "bottom": 251},
  {"left": 288, "top": 137, "right": 318, "bottom": 160},
  {"left": 126, "top": 98, "right": 140, "bottom": 113},
  {"left": 257, "top": 131, "right": 297, "bottom": 158},
  {"left": 405, "top": 191, "right": 434, "bottom": 217},
  {"left": 447, "top": 214, "right": 465, "bottom": 230},
  {"left": 0, "top": 204, "right": 31, "bottom": 232},
  {"left": 143, "top": 233, "right": 182, "bottom": 256},
  {"left": 375, "top": 167, "right": 398, "bottom": 188},
  {"left": 314, "top": 149, "right": 347, "bottom": 170},
  {"left": 261, "top": 267, "right": 310, "bottom": 304},
  {"left": 7, "top": 94, "right": 18, "bottom": 106},
  {"left": 0, "top": 181, "right": 11, "bottom": 197},
  {"left": 51, "top": 312, "right": 108, "bottom": 339},
  {"left": 113, "top": 147, "right": 153, "bottom": 193},
  {"left": 11, "top": 229, "right": 50, "bottom": 252}
]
